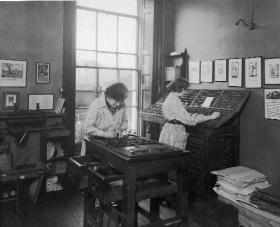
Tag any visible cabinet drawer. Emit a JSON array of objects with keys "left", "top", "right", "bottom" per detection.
[{"left": 67, "top": 155, "right": 101, "bottom": 189}]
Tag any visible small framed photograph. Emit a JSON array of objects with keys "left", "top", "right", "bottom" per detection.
[
  {"left": 245, "top": 57, "right": 262, "bottom": 88},
  {"left": 228, "top": 58, "right": 242, "bottom": 87},
  {"left": 36, "top": 62, "right": 50, "bottom": 84},
  {"left": 0, "top": 59, "right": 27, "bottom": 87},
  {"left": 2, "top": 92, "right": 19, "bottom": 110},
  {"left": 188, "top": 61, "right": 200, "bottom": 84},
  {"left": 214, "top": 59, "right": 227, "bottom": 82},
  {"left": 28, "top": 93, "right": 54, "bottom": 110},
  {"left": 264, "top": 89, "right": 280, "bottom": 120},
  {"left": 265, "top": 58, "right": 280, "bottom": 85},
  {"left": 200, "top": 61, "right": 213, "bottom": 83}
]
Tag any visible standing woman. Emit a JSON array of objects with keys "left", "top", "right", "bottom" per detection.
[
  {"left": 80, "top": 82, "right": 129, "bottom": 155},
  {"left": 159, "top": 78, "right": 220, "bottom": 150}
]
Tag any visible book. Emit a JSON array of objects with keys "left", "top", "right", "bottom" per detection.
[{"left": 54, "top": 98, "right": 65, "bottom": 114}]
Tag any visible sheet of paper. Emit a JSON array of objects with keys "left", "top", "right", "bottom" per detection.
[{"left": 201, "top": 97, "right": 214, "bottom": 108}]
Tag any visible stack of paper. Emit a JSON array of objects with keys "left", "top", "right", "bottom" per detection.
[{"left": 212, "top": 166, "right": 270, "bottom": 207}]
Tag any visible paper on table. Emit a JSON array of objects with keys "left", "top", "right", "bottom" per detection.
[{"left": 201, "top": 97, "right": 214, "bottom": 108}]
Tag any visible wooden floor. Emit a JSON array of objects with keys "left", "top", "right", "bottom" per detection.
[{"left": 0, "top": 191, "right": 200, "bottom": 227}]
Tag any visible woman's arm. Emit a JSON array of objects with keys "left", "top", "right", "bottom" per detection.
[
  {"left": 82, "top": 102, "right": 115, "bottom": 138},
  {"left": 164, "top": 97, "right": 220, "bottom": 126}
]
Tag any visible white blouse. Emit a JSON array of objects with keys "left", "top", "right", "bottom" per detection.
[
  {"left": 82, "top": 95, "right": 128, "bottom": 138},
  {"left": 162, "top": 92, "right": 211, "bottom": 126}
]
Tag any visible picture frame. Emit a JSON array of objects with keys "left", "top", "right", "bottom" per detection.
[
  {"left": 2, "top": 92, "right": 19, "bottom": 110},
  {"left": 36, "top": 62, "right": 50, "bottom": 84},
  {"left": 0, "top": 59, "right": 27, "bottom": 87},
  {"left": 264, "top": 89, "right": 280, "bottom": 120},
  {"left": 200, "top": 60, "right": 213, "bottom": 83},
  {"left": 214, "top": 59, "right": 227, "bottom": 82},
  {"left": 245, "top": 57, "right": 262, "bottom": 88},
  {"left": 228, "top": 58, "right": 242, "bottom": 87},
  {"left": 265, "top": 58, "right": 280, "bottom": 85},
  {"left": 188, "top": 61, "right": 200, "bottom": 84},
  {"left": 28, "top": 93, "right": 54, "bottom": 110}
]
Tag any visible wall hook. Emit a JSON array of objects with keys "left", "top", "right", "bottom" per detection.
[
  {"left": 235, "top": 0, "right": 256, "bottom": 30},
  {"left": 235, "top": 18, "right": 255, "bottom": 30}
]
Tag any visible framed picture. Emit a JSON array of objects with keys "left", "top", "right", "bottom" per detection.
[
  {"left": 2, "top": 92, "right": 19, "bottom": 110},
  {"left": 28, "top": 93, "right": 54, "bottom": 110},
  {"left": 264, "top": 89, "right": 280, "bottom": 120},
  {"left": 265, "top": 58, "right": 280, "bottom": 84},
  {"left": 36, "top": 62, "right": 50, "bottom": 84},
  {"left": 188, "top": 61, "right": 200, "bottom": 84},
  {"left": 200, "top": 61, "right": 213, "bottom": 82},
  {"left": 245, "top": 57, "right": 262, "bottom": 88},
  {"left": 214, "top": 59, "right": 227, "bottom": 82},
  {"left": 0, "top": 59, "right": 27, "bottom": 87},
  {"left": 228, "top": 58, "right": 242, "bottom": 87}
]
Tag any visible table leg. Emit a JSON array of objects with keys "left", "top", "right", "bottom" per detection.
[
  {"left": 150, "top": 197, "right": 160, "bottom": 223},
  {"left": 123, "top": 165, "right": 137, "bottom": 227},
  {"left": 177, "top": 163, "right": 188, "bottom": 227}
]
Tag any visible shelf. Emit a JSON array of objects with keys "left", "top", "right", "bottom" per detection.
[
  {"left": 45, "top": 156, "right": 68, "bottom": 163},
  {"left": 165, "top": 53, "right": 185, "bottom": 58},
  {"left": 0, "top": 198, "right": 17, "bottom": 203}
]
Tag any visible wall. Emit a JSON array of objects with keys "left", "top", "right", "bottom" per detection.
[
  {"left": 173, "top": 0, "right": 280, "bottom": 185},
  {"left": 0, "top": 1, "right": 64, "bottom": 111}
]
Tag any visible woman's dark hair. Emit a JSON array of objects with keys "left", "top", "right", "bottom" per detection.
[
  {"left": 166, "top": 78, "right": 189, "bottom": 92},
  {"left": 105, "top": 82, "right": 128, "bottom": 102}
]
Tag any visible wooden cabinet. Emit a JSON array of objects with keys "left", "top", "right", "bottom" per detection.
[
  {"left": 165, "top": 49, "right": 188, "bottom": 80},
  {"left": 0, "top": 112, "right": 69, "bottom": 196},
  {"left": 140, "top": 89, "right": 250, "bottom": 199}
]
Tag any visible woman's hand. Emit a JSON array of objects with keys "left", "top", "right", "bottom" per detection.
[{"left": 103, "top": 129, "right": 117, "bottom": 138}]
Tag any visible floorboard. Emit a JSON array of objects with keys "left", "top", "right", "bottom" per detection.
[{"left": 0, "top": 191, "right": 200, "bottom": 227}]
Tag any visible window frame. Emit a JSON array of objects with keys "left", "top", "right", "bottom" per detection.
[{"left": 75, "top": 3, "right": 140, "bottom": 134}]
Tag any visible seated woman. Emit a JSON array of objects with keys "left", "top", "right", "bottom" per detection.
[{"left": 81, "top": 82, "right": 129, "bottom": 155}]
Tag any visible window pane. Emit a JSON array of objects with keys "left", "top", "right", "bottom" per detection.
[
  {"left": 76, "top": 91, "right": 97, "bottom": 108},
  {"left": 125, "top": 91, "right": 137, "bottom": 107},
  {"left": 118, "top": 54, "right": 137, "bottom": 69},
  {"left": 76, "top": 50, "right": 96, "bottom": 66},
  {"left": 97, "top": 53, "right": 117, "bottom": 68},
  {"left": 77, "top": 0, "right": 137, "bottom": 16},
  {"left": 119, "top": 70, "right": 138, "bottom": 90},
  {"left": 98, "top": 13, "right": 117, "bottom": 52},
  {"left": 76, "top": 9, "right": 96, "bottom": 50},
  {"left": 99, "top": 69, "right": 118, "bottom": 90},
  {"left": 118, "top": 17, "right": 137, "bottom": 53},
  {"left": 76, "top": 68, "right": 97, "bottom": 90},
  {"left": 126, "top": 107, "right": 138, "bottom": 132}
]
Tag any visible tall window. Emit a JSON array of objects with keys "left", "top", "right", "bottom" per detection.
[{"left": 75, "top": 0, "right": 139, "bottom": 143}]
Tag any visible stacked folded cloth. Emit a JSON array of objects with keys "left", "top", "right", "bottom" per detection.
[
  {"left": 250, "top": 182, "right": 280, "bottom": 216},
  {"left": 211, "top": 166, "right": 270, "bottom": 207}
]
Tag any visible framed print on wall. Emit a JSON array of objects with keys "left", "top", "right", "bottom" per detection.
[
  {"left": 28, "top": 93, "right": 54, "bottom": 110},
  {"left": 214, "top": 59, "right": 227, "bottom": 82},
  {"left": 36, "top": 62, "right": 50, "bottom": 84},
  {"left": 3, "top": 92, "right": 19, "bottom": 110},
  {"left": 228, "top": 58, "right": 242, "bottom": 87},
  {"left": 245, "top": 57, "right": 262, "bottom": 88},
  {"left": 265, "top": 58, "right": 280, "bottom": 85},
  {"left": 200, "top": 61, "right": 213, "bottom": 83},
  {"left": 0, "top": 59, "right": 27, "bottom": 87},
  {"left": 188, "top": 61, "right": 200, "bottom": 84},
  {"left": 264, "top": 89, "right": 280, "bottom": 120}
]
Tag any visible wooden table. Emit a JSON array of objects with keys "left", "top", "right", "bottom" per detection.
[{"left": 86, "top": 136, "right": 189, "bottom": 227}]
